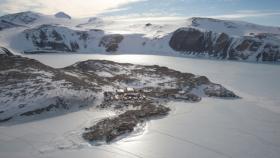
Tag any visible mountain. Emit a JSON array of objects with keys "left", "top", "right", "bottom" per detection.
[
  {"left": 14, "top": 24, "right": 106, "bottom": 53},
  {"left": 54, "top": 12, "right": 71, "bottom": 19},
  {"left": 188, "top": 17, "right": 280, "bottom": 36},
  {"left": 0, "top": 11, "right": 41, "bottom": 30},
  {"left": 0, "top": 11, "right": 280, "bottom": 62},
  {"left": 0, "top": 11, "right": 41, "bottom": 26},
  {"left": 169, "top": 27, "right": 280, "bottom": 61}
]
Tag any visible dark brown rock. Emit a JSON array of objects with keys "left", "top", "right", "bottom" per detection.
[
  {"left": 83, "top": 103, "right": 170, "bottom": 143},
  {"left": 204, "top": 84, "right": 238, "bottom": 98},
  {"left": 169, "top": 27, "right": 280, "bottom": 62},
  {"left": 99, "top": 34, "right": 124, "bottom": 52}
]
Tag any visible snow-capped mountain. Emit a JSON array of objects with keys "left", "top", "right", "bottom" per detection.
[
  {"left": 0, "top": 11, "right": 41, "bottom": 26},
  {"left": 0, "top": 11, "right": 42, "bottom": 30},
  {"left": 54, "top": 12, "right": 71, "bottom": 19},
  {"left": 188, "top": 17, "right": 280, "bottom": 36},
  {"left": 0, "top": 11, "right": 280, "bottom": 62}
]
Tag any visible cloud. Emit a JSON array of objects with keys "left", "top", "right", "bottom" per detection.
[
  {"left": 101, "top": 9, "right": 280, "bottom": 21},
  {"left": 210, "top": 10, "right": 280, "bottom": 19},
  {"left": 0, "top": 0, "right": 145, "bottom": 17}
]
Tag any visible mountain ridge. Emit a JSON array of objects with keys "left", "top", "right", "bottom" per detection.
[{"left": 0, "top": 11, "right": 279, "bottom": 62}]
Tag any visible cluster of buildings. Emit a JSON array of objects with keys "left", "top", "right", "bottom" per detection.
[{"left": 104, "top": 87, "right": 146, "bottom": 101}]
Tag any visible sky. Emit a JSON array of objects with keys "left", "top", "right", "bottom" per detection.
[{"left": 0, "top": 0, "right": 280, "bottom": 26}]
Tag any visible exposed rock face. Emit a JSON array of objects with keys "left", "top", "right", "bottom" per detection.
[
  {"left": 170, "top": 28, "right": 214, "bottom": 53},
  {"left": 20, "top": 25, "right": 125, "bottom": 53},
  {"left": 0, "top": 52, "right": 99, "bottom": 122},
  {"left": 22, "top": 24, "right": 100, "bottom": 53},
  {"left": 24, "top": 25, "right": 77, "bottom": 52},
  {"left": 99, "top": 34, "right": 124, "bottom": 52},
  {"left": 0, "top": 47, "right": 13, "bottom": 56},
  {"left": 204, "top": 84, "right": 237, "bottom": 98},
  {"left": 260, "top": 43, "right": 280, "bottom": 61},
  {"left": 83, "top": 103, "right": 170, "bottom": 143},
  {"left": 169, "top": 28, "right": 280, "bottom": 62}
]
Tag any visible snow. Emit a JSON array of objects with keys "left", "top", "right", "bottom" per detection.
[
  {"left": 95, "top": 71, "right": 114, "bottom": 77},
  {"left": 1, "top": 11, "right": 280, "bottom": 157},
  {"left": 187, "top": 17, "right": 280, "bottom": 36},
  {"left": 0, "top": 12, "right": 280, "bottom": 63},
  {"left": 0, "top": 11, "right": 41, "bottom": 25},
  {"left": 1, "top": 54, "right": 280, "bottom": 158}
]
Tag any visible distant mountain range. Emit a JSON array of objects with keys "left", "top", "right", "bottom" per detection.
[{"left": 0, "top": 11, "right": 279, "bottom": 62}]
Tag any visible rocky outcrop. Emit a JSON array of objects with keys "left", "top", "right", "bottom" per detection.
[
  {"left": 170, "top": 28, "right": 214, "bottom": 53},
  {"left": 258, "top": 43, "right": 280, "bottom": 61},
  {"left": 64, "top": 60, "right": 238, "bottom": 100},
  {"left": 99, "top": 34, "right": 124, "bottom": 52},
  {"left": 204, "top": 84, "right": 237, "bottom": 98},
  {"left": 169, "top": 28, "right": 280, "bottom": 62},
  {"left": 62, "top": 60, "right": 239, "bottom": 144},
  {"left": 83, "top": 103, "right": 170, "bottom": 143},
  {"left": 0, "top": 54, "right": 99, "bottom": 123},
  {"left": 21, "top": 25, "right": 125, "bottom": 53},
  {"left": 23, "top": 25, "right": 81, "bottom": 52},
  {"left": 1, "top": 53, "right": 238, "bottom": 124},
  {"left": 0, "top": 47, "right": 14, "bottom": 56}
]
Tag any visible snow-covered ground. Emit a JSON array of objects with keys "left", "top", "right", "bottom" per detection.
[{"left": 1, "top": 54, "right": 280, "bottom": 158}]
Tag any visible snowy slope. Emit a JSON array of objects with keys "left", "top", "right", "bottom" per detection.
[
  {"left": 0, "top": 52, "right": 100, "bottom": 123},
  {"left": 0, "top": 11, "right": 42, "bottom": 25},
  {"left": 0, "top": 11, "right": 280, "bottom": 62},
  {"left": 187, "top": 17, "right": 280, "bottom": 36}
]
